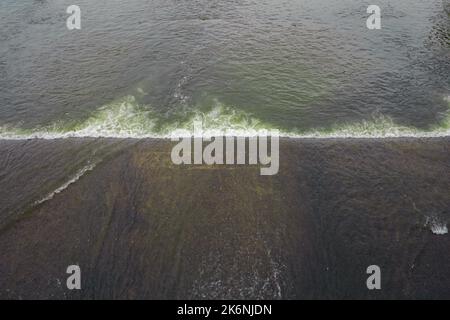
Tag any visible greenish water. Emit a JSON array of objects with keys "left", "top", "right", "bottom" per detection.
[
  {"left": 1, "top": 1, "right": 450, "bottom": 300},
  {"left": 0, "top": 0, "right": 449, "bottom": 137}
]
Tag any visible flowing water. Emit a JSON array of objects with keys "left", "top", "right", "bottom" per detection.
[
  {"left": 0, "top": 0, "right": 449, "bottom": 137},
  {"left": 0, "top": 0, "right": 450, "bottom": 299}
]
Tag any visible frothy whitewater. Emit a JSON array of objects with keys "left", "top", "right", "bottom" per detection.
[{"left": 1, "top": 96, "right": 450, "bottom": 140}]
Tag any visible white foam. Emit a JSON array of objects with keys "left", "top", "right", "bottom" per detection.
[
  {"left": 34, "top": 163, "right": 96, "bottom": 205},
  {"left": 1, "top": 95, "right": 450, "bottom": 140},
  {"left": 425, "top": 216, "right": 448, "bottom": 235}
]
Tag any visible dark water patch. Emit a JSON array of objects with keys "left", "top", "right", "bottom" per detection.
[{"left": 0, "top": 138, "right": 449, "bottom": 299}]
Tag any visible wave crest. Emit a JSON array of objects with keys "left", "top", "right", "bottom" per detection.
[{"left": 1, "top": 95, "right": 450, "bottom": 139}]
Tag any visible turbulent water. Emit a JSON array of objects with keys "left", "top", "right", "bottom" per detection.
[
  {"left": 1, "top": 0, "right": 450, "bottom": 300},
  {"left": 0, "top": 0, "right": 449, "bottom": 138}
]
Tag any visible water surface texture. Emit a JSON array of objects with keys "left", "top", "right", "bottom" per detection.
[
  {"left": 0, "top": 138, "right": 449, "bottom": 299},
  {"left": 0, "top": 0, "right": 449, "bottom": 137},
  {"left": 1, "top": 1, "right": 450, "bottom": 300}
]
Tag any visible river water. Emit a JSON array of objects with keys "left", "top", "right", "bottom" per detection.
[
  {"left": 0, "top": 0, "right": 449, "bottom": 299},
  {"left": 0, "top": 0, "right": 449, "bottom": 137}
]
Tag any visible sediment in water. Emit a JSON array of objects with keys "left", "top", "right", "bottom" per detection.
[{"left": 0, "top": 137, "right": 449, "bottom": 299}]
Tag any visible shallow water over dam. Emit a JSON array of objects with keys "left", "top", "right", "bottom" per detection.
[{"left": 0, "top": 138, "right": 449, "bottom": 299}]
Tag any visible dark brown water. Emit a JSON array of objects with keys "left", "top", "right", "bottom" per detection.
[
  {"left": 1, "top": 0, "right": 449, "bottom": 300},
  {"left": 0, "top": 138, "right": 449, "bottom": 299}
]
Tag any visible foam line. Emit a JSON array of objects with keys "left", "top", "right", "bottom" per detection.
[
  {"left": 34, "top": 163, "right": 96, "bottom": 205},
  {"left": 1, "top": 96, "right": 450, "bottom": 140}
]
